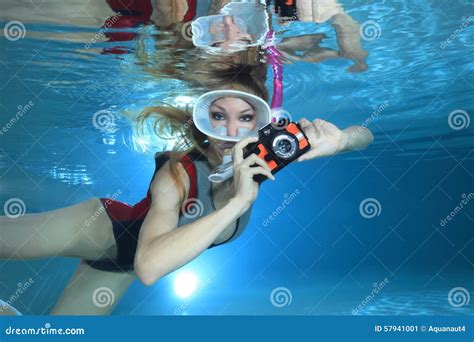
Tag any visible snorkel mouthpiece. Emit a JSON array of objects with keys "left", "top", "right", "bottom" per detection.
[
  {"left": 214, "top": 126, "right": 228, "bottom": 137},
  {"left": 212, "top": 126, "right": 252, "bottom": 138},
  {"left": 208, "top": 154, "right": 234, "bottom": 183},
  {"left": 237, "top": 128, "right": 251, "bottom": 137}
]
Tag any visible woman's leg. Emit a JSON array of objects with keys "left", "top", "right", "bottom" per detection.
[
  {"left": 0, "top": 198, "right": 117, "bottom": 261},
  {"left": 51, "top": 260, "right": 136, "bottom": 315}
]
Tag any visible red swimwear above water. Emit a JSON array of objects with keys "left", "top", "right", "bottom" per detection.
[{"left": 102, "top": 0, "right": 197, "bottom": 53}]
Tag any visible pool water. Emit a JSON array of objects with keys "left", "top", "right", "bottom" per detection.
[{"left": 0, "top": 0, "right": 472, "bottom": 315}]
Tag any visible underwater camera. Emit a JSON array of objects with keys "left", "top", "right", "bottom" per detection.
[{"left": 243, "top": 121, "right": 311, "bottom": 184}]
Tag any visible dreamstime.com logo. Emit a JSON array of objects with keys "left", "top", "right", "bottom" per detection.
[
  {"left": 352, "top": 278, "right": 390, "bottom": 315},
  {"left": 439, "top": 193, "right": 473, "bottom": 227},
  {"left": 359, "top": 20, "right": 381, "bottom": 41},
  {"left": 4, "top": 20, "right": 26, "bottom": 41},
  {"left": 181, "top": 198, "right": 204, "bottom": 219},
  {"left": 84, "top": 14, "right": 122, "bottom": 49},
  {"left": 92, "top": 109, "right": 117, "bottom": 133},
  {"left": 3, "top": 198, "right": 26, "bottom": 218},
  {"left": 0, "top": 101, "right": 34, "bottom": 136},
  {"left": 448, "top": 287, "right": 470, "bottom": 308},
  {"left": 181, "top": 22, "right": 197, "bottom": 41},
  {"left": 448, "top": 109, "right": 470, "bottom": 131},
  {"left": 92, "top": 287, "right": 115, "bottom": 308},
  {"left": 352, "top": 101, "right": 389, "bottom": 138},
  {"left": 4, "top": 323, "right": 85, "bottom": 336},
  {"left": 262, "top": 189, "right": 300, "bottom": 227},
  {"left": 270, "top": 287, "right": 293, "bottom": 308},
  {"left": 84, "top": 189, "right": 123, "bottom": 227},
  {"left": 359, "top": 198, "right": 382, "bottom": 219},
  {"left": 0, "top": 278, "right": 34, "bottom": 313},
  {"left": 271, "top": 108, "right": 292, "bottom": 130},
  {"left": 440, "top": 16, "right": 474, "bottom": 49}
]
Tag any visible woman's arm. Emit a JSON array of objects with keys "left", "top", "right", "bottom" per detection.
[
  {"left": 340, "top": 125, "right": 374, "bottom": 152},
  {"left": 135, "top": 138, "right": 274, "bottom": 286},
  {"left": 135, "top": 161, "right": 248, "bottom": 286},
  {"left": 296, "top": 118, "right": 374, "bottom": 161}
]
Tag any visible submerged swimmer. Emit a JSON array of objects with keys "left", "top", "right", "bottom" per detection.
[
  {"left": 192, "top": 2, "right": 269, "bottom": 51},
  {"left": 208, "top": 16, "right": 253, "bottom": 49},
  {"left": 0, "top": 82, "right": 372, "bottom": 315}
]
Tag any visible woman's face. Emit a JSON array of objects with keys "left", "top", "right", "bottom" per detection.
[
  {"left": 209, "top": 15, "right": 252, "bottom": 49},
  {"left": 207, "top": 96, "right": 257, "bottom": 151}
]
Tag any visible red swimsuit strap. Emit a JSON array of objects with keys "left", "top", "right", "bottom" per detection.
[
  {"left": 126, "top": 152, "right": 197, "bottom": 220},
  {"left": 183, "top": 0, "right": 197, "bottom": 22},
  {"left": 180, "top": 154, "right": 197, "bottom": 200}
]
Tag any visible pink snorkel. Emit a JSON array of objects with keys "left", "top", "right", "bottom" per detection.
[{"left": 265, "top": 30, "right": 284, "bottom": 110}]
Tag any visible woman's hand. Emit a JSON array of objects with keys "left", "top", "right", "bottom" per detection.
[
  {"left": 231, "top": 136, "right": 275, "bottom": 209},
  {"left": 297, "top": 118, "right": 349, "bottom": 161}
]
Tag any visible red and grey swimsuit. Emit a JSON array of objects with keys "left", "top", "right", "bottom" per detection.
[{"left": 84, "top": 150, "right": 253, "bottom": 272}]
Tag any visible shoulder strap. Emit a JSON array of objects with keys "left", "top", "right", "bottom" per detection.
[
  {"left": 180, "top": 154, "right": 197, "bottom": 200},
  {"left": 132, "top": 151, "right": 198, "bottom": 219},
  {"left": 153, "top": 151, "right": 198, "bottom": 201}
]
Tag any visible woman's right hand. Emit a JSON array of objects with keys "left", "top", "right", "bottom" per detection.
[{"left": 230, "top": 137, "right": 275, "bottom": 209}]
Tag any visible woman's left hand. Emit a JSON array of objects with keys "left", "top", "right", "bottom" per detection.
[{"left": 296, "top": 117, "right": 349, "bottom": 161}]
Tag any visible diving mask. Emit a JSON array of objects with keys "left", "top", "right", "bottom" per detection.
[
  {"left": 192, "top": 90, "right": 271, "bottom": 142},
  {"left": 191, "top": 2, "right": 269, "bottom": 52}
]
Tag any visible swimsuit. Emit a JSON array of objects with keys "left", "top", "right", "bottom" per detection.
[
  {"left": 103, "top": 0, "right": 197, "bottom": 54},
  {"left": 84, "top": 150, "right": 253, "bottom": 272}
]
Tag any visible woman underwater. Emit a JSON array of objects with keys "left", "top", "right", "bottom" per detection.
[
  {"left": 0, "top": 1, "right": 374, "bottom": 315},
  {"left": 0, "top": 72, "right": 373, "bottom": 315}
]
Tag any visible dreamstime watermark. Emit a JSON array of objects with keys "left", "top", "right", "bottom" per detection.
[
  {"left": 271, "top": 108, "right": 292, "bottom": 130},
  {"left": 448, "top": 109, "right": 470, "bottom": 131},
  {"left": 173, "top": 277, "right": 213, "bottom": 315},
  {"left": 181, "top": 22, "right": 196, "bottom": 41},
  {"left": 5, "top": 323, "right": 85, "bottom": 336},
  {"left": 84, "top": 14, "right": 122, "bottom": 49},
  {"left": 0, "top": 278, "right": 34, "bottom": 313},
  {"left": 0, "top": 101, "right": 34, "bottom": 136},
  {"left": 92, "top": 287, "right": 115, "bottom": 308},
  {"left": 4, "top": 20, "right": 26, "bottom": 41},
  {"left": 182, "top": 117, "right": 194, "bottom": 131},
  {"left": 439, "top": 193, "right": 473, "bottom": 227},
  {"left": 359, "top": 20, "right": 381, "bottom": 41},
  {"left": 92, "top": 109, "right": 117, "bottom": 133},
  {"left": 279, "top": 14, "right": 299, "bottom": 25},
  {"left": 270, "top": 287, "right": 292, "bottom": 308},
  {"left": 352, "top": 101, "right": 389, "bottom": 138},
  {"left": 448, "top": 287, "right": 470, "bottom": 308},
  {"left": 262, "top": 189, "right": 300, "bottom": 227},
  {"left": 440, "top": 16, "right": 474, "bottom": 49},
  {"left": 84, "top": 190, "right": 122, "bottom": 227},
  {"left": 3, "top": 198, "right": 26, "bottom": 218},
  {"left": 359, "top": 198, "right": 382, "bottom": 219},
  {"left": 351, "top": 278, "right": 390, "bottom": 315},
  {"left": 181, "top": 198, "right": 204, "bottom": 219}
]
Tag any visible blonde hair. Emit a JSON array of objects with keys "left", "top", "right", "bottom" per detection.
[{"left": 136, "top": 69, "right": 268, "bottom": 207}]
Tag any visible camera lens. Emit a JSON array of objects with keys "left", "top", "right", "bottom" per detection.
[
  {"left": 272, "top": 134, "right": 297, "bottom": 159},
  {"left": 277, "top": 139, "right": 292, "bottom": 153}
]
